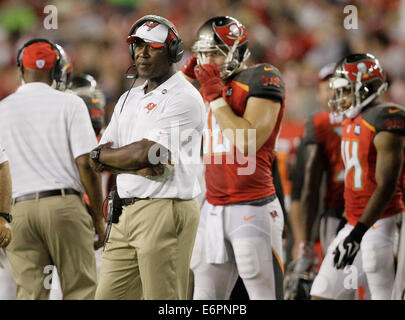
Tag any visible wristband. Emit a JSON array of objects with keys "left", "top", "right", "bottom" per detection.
[
  {"left": 209, "top": 97, "right": 228, "bottom": 112},
  {"left": 351, "top": 221, "right": 368, "bottom": 242}
]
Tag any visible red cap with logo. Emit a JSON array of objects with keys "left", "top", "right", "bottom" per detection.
[{"left": 21, "top": 42, "right": 57, "bottom": 70}]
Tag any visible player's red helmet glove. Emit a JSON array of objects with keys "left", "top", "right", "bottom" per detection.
[
  {"left": 181, "top": 54, "right": 197, "bottom": 79},
  {"left": 194, "top": 62, "right": 224, "bottom": 102}
]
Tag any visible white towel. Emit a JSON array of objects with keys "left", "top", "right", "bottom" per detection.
[{"left": 204, "top": 203, "right": 228, "bottom": 264}]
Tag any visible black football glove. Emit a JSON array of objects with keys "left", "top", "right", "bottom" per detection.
[{"left": 333, "top": 222, "right": 368, "bottom": 269}]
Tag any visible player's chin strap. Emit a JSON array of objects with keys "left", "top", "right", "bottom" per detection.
[{"left": 345, "top": 72, "right": 388, "bottom": 119}]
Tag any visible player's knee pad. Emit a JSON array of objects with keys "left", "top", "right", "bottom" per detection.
[{"left": 233, "top": 239, "right": 263, "bottom": 280}]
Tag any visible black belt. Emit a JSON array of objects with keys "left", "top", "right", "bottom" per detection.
[
  {"left": 120, "top": 197, "right": 149, "bottom": 207},
  {"left": 13, "top": 188, "right": 81, "bottom": 204}
]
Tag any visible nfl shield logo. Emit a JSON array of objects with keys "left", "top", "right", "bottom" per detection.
[
  {"left": 36, "top": 59, "right": 45, "bottom": 69},
  {"left": 354, "top": 125, "right": 361, "bottom": 135}
]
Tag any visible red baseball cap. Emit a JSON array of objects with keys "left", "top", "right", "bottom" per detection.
[{"left": 21, "top": 42, "right": 58, "bottom": 70}]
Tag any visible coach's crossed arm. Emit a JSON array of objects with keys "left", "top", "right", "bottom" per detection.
[
  {"left": 89, "top": 140, "right": 168, "bottom": 177},
  {"left": 0, "top": 161, "right": 12, "bottom": 248}
]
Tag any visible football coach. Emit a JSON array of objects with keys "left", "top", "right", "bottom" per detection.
[{"left": 92, "top": 15, "right": 205, "bottom": 300}]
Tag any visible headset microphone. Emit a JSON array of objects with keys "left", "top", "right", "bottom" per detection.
[
  {"left": 125, "top": 64, "right": 138, "bottom": 79},
  {"left": 119, "top": 64, "right": 138, "bottom": 114}
]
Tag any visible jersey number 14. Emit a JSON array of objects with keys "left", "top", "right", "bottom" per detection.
[{"left": 341, "top": 139, "right": 363, "bottom": 189}]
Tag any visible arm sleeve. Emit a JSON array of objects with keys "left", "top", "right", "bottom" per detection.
[
  {"left": 247, "top": 64, "right": 285, "bottom": 103},
  {"left": 374, "top": 107, "right": 405, "bottom": 136},
  {"left": 69, "top": 97, "right": 98, "bottom": 159}
]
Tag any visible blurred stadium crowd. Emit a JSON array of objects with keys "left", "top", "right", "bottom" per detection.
[
  {"left": 1, "top": 0, "right": 405, "bottom": 121},
  {"left": 1, "top": 0, "right": 405, "bottom": 300},
  {"left": 1, "top": 0, "right": 405, "bottom": 227}
]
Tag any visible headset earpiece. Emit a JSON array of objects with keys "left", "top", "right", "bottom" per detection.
[{"left": 16, "top": 38, "right": 62, "bottom": 84}]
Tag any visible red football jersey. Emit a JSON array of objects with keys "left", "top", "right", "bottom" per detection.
[
  {"left": 203, "top": 64, "right": 285, "bottom": 205},
  {"left": 304, "top": 112, "right": 345, "bottom": 209},
  {"left": 341, "top": 103, "right": 405, "bottom": 226}
]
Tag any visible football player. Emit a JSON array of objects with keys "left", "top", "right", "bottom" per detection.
[
  {"left": 69, "top": 74, "right": 106, "bottom": 138},
  {"left": 182, "top": 16, "right": 286, "bottom": 299},
  {"left": 285, "top": 62, "right": 347, "bottom": 299},
  {"left": 310, "top": 53, "right": 405, "bottom": 300}
]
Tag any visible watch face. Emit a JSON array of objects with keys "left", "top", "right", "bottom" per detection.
[{"left": 90, "top": 150, "right": 99, "bottom": 160}]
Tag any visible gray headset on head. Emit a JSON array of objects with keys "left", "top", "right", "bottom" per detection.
[{"left": 127, "top": 15, "right": 184, "bottom": 63}]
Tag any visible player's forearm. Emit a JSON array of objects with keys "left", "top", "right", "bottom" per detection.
[
  {"left": 301, "top": 190, "right": 320, "bottom": 240},
  {"left": 0, "top": 162, "right": 12, "bottom": 213},
  {"left": 300, "top": 145, "right": 323, "bottom": 240},
  {"left": 212, "top": 104, "right": 257, "bottom": 154},
  {"left": 288, "top": 200, "right": 306, "bottom": 244},
  {"left": 360, "top": 132, "right": 405, "bottom": 228},
  {"left": 359, "top": 179, "right": 400, "bottom": 228},
  {"left": 359, "top": 156, "right": 402, "bottom": 228},
  {"left": 301, "top": 191, "right": 320, "bottom": 241}
]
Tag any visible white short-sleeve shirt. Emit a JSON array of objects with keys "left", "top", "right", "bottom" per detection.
[
  {"left": 0, "top": 82, "right": 98, "bottom": 198},
  {"left": 100, "top": 71, "right": 206, "bottom": 199}
]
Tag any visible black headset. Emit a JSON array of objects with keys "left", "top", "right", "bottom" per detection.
[
  {"left": 16, "top": 38, "right": 62, "bottom": 83},
  {"left": 127, "top": 15, "right": 184, "bottom": 64}
]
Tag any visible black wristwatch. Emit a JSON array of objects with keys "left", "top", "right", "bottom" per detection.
[
  {"left": 0, "top": 212, "right": 12, "bottom": 223},
  {"left": 90, "top": 149, "right": 101, "bottom": 162}
]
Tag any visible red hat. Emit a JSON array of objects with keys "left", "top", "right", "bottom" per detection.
[{"left": 21, "top": 42, "right": 58, "bottom": 70}]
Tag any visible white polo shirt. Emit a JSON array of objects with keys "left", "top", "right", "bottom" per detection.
[
  {"left": 0, "top": 82, "right": 98, "bottom": 198},
  {"left": 100, "top": 71, "right": 205, "bottom": 199}
]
